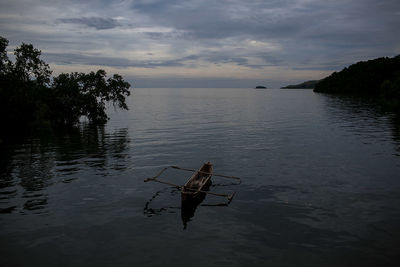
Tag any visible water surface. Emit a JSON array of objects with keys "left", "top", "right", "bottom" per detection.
[{"left": 1, "top": 88, "right": 399, "bottom": 266}]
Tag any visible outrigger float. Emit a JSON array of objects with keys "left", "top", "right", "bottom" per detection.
[{"left": 144, "top": 162, "right": 241, "bottom": 204}]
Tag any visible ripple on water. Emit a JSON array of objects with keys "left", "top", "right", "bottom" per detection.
[{"left": 1, "top": 89, "right": 400, "bottom": 266}]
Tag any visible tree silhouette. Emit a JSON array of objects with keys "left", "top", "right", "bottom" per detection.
[
  {"left": 51, "top": 70, "right": 130, "bottom": 126},
  {"left": 0, "top": 36, "right": 10, "bottom": 75},
  {"left": 314, "top": 55, "right": 400, "bottom": 113},
  {"left": 0, "top": 36, "right": 131, "bottom": 137},
  {"left": 13, "top": 43, "right": 52, "bottom": 85}
]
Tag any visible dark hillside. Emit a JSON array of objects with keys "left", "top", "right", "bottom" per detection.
[
  {"left": 314, "top": 56, "right": 400, "bottom": 94},
  {"left": 314, "top": 55, "right": 400, "bottom": 114}
]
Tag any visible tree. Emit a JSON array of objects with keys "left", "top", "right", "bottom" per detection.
[
  {"left": 51, "top": 70, "right": 131, "bottom": 126},
  {"left": 380, "top": 73, "right": 400, "bottom": 112},
  {"left": 313, "top": 55, "right": 400, "bottom": 114},
  {"left": 0, "top": 36, "right": 10, "bottom": 74},
  {"left": 0, "top": 36, "right": 132, "bottom": 137},
  {"left": 314, "top": 56, "right": 400, "bottom": 94},
  {"left": 13, "top": 43, "right": 52, "bottom": 86}
]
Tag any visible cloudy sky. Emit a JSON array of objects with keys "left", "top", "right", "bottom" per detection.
[{"left": 1, "top": 0, "right": 399, "bottom": 88}]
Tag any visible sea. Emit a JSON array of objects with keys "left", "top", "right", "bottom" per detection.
[{"left": 1, "top": 88, "right": 399, "bottom": 266}]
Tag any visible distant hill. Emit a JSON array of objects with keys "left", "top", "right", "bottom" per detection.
[
  {"left": 314, "top": 55, "right": 400, "bottom": 113},
  {"left": 281, "top": 80, "right": 319, "bottom": 89},
  {"left": 314, "top": 55, "right": 400, "bottom": 94},
  {"left": 255, "top": 85, "right": 267, "bottom": 89}
]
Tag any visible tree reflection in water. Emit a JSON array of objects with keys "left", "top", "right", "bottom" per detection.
[
  {"left": 0, "top": 124, "right": 130, "bottom": 213},
  {"left": 321, "top": 94, "right": 400, "bottom": 153}
]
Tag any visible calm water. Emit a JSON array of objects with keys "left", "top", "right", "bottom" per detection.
[{"left": 1, "top": 88, "right": 400, "bottom": 266}]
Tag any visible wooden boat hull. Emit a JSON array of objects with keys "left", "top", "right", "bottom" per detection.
[
  {"left": 181, "top": 180, "right": 211, "bottom": 202},
  {"left": 181, "top": 162, "right": 213, "bottom": 202},
  {"left": 181, "top": 162, "right": 212, "bottom": 228}
]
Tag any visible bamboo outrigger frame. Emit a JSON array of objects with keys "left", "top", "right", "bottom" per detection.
[{"left": 144, "top": 163, "right": 241, "bottom": 203}]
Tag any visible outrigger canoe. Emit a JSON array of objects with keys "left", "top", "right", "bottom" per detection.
[
  {"left": 181, "top": 162, "right": 213, "bottom": 202},
  {"left": 144, "top": 162, "right": 239, "bottom": 202}
]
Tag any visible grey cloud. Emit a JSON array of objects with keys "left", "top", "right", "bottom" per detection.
[
  {"left": 144, "top": 31, "right": 187, "bottom": 40},
  {"left": 58, "top": 17, "right": 121, "bottom": 30},
  {"left": 129, "top": 0, "right": 306, "bottom": 39},
  {"left": 130, "top": 0, "right": 400, "bottom": 48},
  {"left": 43, "top": 51, "right": 256, "bottom": 69},
  {"left": 1, "top": 0, "right": 400, "bottom": 87},
  {"left": 44, "top": 52, "right": 189, "bottom": 68},
  {"left": 199, "top": 52, "right": 249, "bottom": 66}
]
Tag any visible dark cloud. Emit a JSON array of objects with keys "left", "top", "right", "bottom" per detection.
[
  {"left": 58, "top": 17, "right": 121, "bottom": 30},
  {"left": 129, "top": 0, "right": 400, "bottom": 47},
  {"left": 143, "top": 31, "right": 186, "bottom": 40},
  {"left": 129, "top": 0, "right": 308, "bottom": 39},
  {"left": 1, "top": 0, "right": 399, "bottom": 87},
  {"left": 127, "top": 0, "right": 400, "bottom": 74}
]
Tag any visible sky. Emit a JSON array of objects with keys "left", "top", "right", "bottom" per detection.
[{"left": 0, "top": 0, "right": 399, "bottom": 88}]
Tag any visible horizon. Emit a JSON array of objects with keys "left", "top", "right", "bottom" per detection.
[{"left": 1, "top": 0, "right": 399, "bottom": 88}]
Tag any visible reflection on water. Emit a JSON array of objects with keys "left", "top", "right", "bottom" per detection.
[
  {"left": 144, "top": 183, "right": 236, "bottom": 229},
  {"left": 1, "top": 88, "right": 400, "bottom": 266},
  {"left": 143, "top": 187, "right": 181, "bottom": 217},
  {"left": 321, "top": 94, "right": 399, "bottom": 147},
  {"left": 181, "top": 192, "right": 207, "bottom": 229},
  {"left": 143, "top": 186, "right": 207, "bottom": 229},
  {"left": 320, "top": 93, "right": 400, "bottom": 163},
  {"left": 0, "top": 124, "right": 130, "bottom": 214},
  {"left": 390, "top": 116, "right": 400, "bottom": 155}
]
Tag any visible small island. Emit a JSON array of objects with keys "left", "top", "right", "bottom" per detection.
[{"left": 255, "top": 86, "right": 267, "bottom": 89}]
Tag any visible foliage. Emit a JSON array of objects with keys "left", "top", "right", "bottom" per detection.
[
  {"left": 314, "top": 56, "right": 400, "bottom": 94},
  {"left": 13, "top": 43, "right": 52, "bottom": 86},
  {"left": 0, "top": 36, "right": 10, "bottom": 75},
  {"left": 0, "top": 36, "right": 131, "bottom": 137},
  {"left": 51, "top": 70, "right": 130, "bottom": 125},
  {"left": 380, "top": 73, "right": 400, "bottom": 113},
  {"left": 314, "top": 55, "right": 400, "bottom": 113}
]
